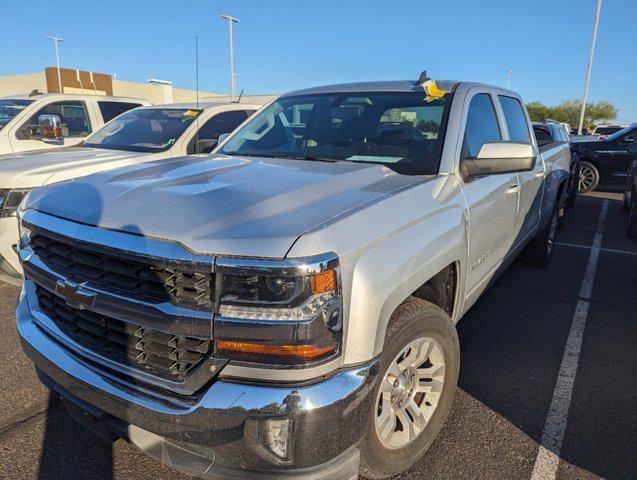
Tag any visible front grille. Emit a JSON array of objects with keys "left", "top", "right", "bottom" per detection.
[
  {"left": 36, "top": 286, "right": 212, "bottom": 379},
  {"left": 29, "top": 227, "right": 214, "bottom": 311}
]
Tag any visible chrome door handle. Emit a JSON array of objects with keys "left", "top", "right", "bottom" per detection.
[
  {"left": 535, "top": 169, "right": 546, "bottom": 177},
  {"left": 506, "top": 184, "right": 520, "bottom": 193}
]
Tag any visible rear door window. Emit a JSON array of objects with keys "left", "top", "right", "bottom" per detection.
[
  {"left": 98, "top": 101, "right": 143, "bottom": 123},
  {"left": 498, "top": 96, "right": 531, "bottom": 143},
  {"left": 462, "top": 93, "right": 502, "bottom": 158}
]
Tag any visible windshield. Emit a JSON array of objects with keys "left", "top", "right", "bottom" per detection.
[
  {"left": 219, "top": 91, "right": 452, "bottom": 175},
  {"left": 0, "top": 99, "right": 33, "bottom": 129},
  {"left": 595, "top": 127, "right": 621, "bottom": 135},
  {"left": 83, "top": 108, "right": 202, "bottom": 152}
]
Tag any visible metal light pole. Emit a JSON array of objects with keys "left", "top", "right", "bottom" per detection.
[
  {"left": 46, "top": 36, "right": 66, "bottom": 94},
  {"left": 221, "top": 15, "right": 239, "bottom": 101},
  {"left": 506, "top": 69, "right": 512, "bottom": 89},
  {"left": 578, "top": 0, "right": 602, "bottom": 135}
]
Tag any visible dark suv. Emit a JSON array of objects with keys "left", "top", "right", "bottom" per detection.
[{"left": 572, "top": 123, "right": 637, "bottom": 193}]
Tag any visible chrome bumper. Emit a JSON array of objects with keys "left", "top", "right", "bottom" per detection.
[{"left": 17, "top": 290, "right": 377, "bottom": 479}]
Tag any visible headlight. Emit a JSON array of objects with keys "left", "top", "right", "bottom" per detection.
[
  {"left": 0, "top": 188, "right": 32, "bottom": 218},
  {"left": 17, "top": 214, "right": 31, "bottom": 249},
  {"left": 214, "top": 254, "right": 342, "bottom": 365}
]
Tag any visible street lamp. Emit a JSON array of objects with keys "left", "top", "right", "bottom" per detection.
[
  {"left": 46, "top": 35, "right": 65, "bottom": 94},
  {"left": 221, "top": 15, "right": 239, "bottom": 101},
  {"left": 578, "top": 0, "right": 602, "bottom": 135},
  {"left": 506, "top": 69, "right": 512, "bottom": 89}
]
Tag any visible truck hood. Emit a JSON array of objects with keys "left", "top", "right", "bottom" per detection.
[
  {"left": 28, "top": 155, "right": 424, "bottom": 258},
  {"left": 0, "top": 147, "right": 151, "bottom": 188}
]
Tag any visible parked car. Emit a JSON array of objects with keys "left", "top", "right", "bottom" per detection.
[
  {"left": 0, "top": 102, "right": 260, "bottom": 277},
  {"left": 533, "top": 120, "right": 579, "bottom": 209},
  {"left": 16, "top": 77, "right": 569, "bottom": 480},
  {"left": 623, "top": 144, "right": 637, "bottom": 236},
  {"left": 571, "top": 123, "right": 637, "bottom": 193},
  {"left": 0, "top": 92, "right": 149, "bottom": 154}
]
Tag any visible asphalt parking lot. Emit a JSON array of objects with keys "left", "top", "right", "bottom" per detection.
[{"left": 0, "top": 193, "right": 634, "bottom": 480}]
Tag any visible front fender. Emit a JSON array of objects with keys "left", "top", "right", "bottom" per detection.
[
  {"left": 347, "top": 208, "right": 467, "bottom": 359},
  {"left": 287, "top": 175, "right": 468, "bottom": 365}
]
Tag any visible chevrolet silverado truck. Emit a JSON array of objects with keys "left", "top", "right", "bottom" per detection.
[
  {"left": 0, "top": 92, "right": 149, "bottom": 154},
  {"left": 0, "top": 101, "right": 260, "bottom": 278},
  {"left": 16, "top": 77, "right": 570, "bottom": 479}
]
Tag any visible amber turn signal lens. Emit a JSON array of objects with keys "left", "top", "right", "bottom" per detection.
[
  {"left": 310, "top": 269, "right": 337, "bottom": 294},
  {"left": 216, "top": 340, "right": 336, "bottom": 360}
]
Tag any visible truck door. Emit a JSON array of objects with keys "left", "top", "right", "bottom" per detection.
[
  {"left": 497, "top": 94, "right": 543, "bottom": 245},
  {"left": 460, "top": 90, "right": 519, "bottom": 302},
  {"left": 10, "top": 100, "right": 93, "bottom": 152},
  {"left": 607, "top": 128, "right": 637, "bottom": 183}
]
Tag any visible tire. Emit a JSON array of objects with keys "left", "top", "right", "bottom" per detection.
[
  {"left": 359, "top": 298, "right": 460, "bottom": 479},
  {"left": 578, "top": 161, "right": 600, "bottom": 193},
  {"left": 566, "top": 164, "right": 580, "bottom": 208},
  {"left": 627, "top": 188, "right": 637, "bottom": 238},
  {"left": 523, "top": 205, "right": 559, "bottom": 268}
]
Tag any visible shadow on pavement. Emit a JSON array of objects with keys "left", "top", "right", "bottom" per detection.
[{"left": 37, "top": 393, "right": 113, "bottom": 480}]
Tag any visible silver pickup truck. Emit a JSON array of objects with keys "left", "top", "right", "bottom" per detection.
[{"left": 16, "top": 76, "right": 570, "bottom": 480}]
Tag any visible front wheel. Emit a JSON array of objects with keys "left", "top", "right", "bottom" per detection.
[
  {"left": 359, "top": 298, "right": 459, "bottom": 479},
  {"left": 578, "top": 161, "right": 600, "bottom": 193}
]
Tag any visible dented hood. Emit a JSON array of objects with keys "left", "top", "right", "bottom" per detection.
[{"left": 28, "top": 155, "right": 424, "bottom": 258}]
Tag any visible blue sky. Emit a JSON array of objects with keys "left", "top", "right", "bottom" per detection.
[{"left": 2, "top": 0, "right": 636, "bottom": 123}]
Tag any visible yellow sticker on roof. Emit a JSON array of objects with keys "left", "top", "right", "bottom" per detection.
[
  {"left": 422, "top": 80, "right": 447, "bottom": 102},
  {"left": 183, "top": 110, "right": 200, "bottom": 117}
]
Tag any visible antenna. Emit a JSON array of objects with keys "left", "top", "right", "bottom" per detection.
[
  {"left": 235, "top": 89, "right": 244, "bottom": 103},
  {"left": 195, "top": 35, "right": 200, "bottom": 149},
  {"left": 416, "top": 70, "right": 430, "bottom": 87}
]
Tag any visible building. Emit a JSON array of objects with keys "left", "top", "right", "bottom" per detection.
[{"left": 0, "top": 67, "right": 276, "bottom": 106}]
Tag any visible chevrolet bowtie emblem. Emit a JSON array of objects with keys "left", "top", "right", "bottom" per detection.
[{"left": 55, "top": 280, "right": 97, "bottom": 310}]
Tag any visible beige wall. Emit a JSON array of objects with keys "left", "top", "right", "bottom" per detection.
[
  {"left": 0, "top": 72, "right": 225, "bottom": 104},
  {"left": 202, "top": 94, "right": 278, "bottom": 105},
  {"left": 0, "top": 73, "right": 47, "bottom": 97},
  {"left": 0, "top": 72, "right": 277, "bottom": 107}
]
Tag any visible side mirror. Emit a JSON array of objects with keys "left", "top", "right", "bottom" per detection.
[
  {"left": 193, "top": 138, "right": 217, "bottom": 154},
  {"left": 627, "top": 144, "right": 637, "bottom": 154},
  {"left": 461, "top": 142, "right": 535, "bottom": 179},
  {"left": 37, "top": 114, "right": 63, "bottom": 141},
  {"left": 217, "top": 133, "right": 230, "bottom": 146}
]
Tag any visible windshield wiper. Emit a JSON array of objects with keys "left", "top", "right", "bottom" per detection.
[{"left": 279, "top": 155, "right": 338, "bottom": 163}]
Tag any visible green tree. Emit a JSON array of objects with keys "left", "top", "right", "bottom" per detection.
[{"left": 526, "top": 99, "right": 618, "bottom": 130}]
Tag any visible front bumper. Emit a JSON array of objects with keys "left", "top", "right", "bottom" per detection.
[
  {"left": 0, "top": 216, "right": 21, "bottom": 277},
  {"left": 17, "top": 289, "right": 378, "bottom": 479}
]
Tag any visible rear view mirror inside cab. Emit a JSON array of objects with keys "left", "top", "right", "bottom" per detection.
[{"left": 461, "top": 142, "right": 535, "bottom": 180}]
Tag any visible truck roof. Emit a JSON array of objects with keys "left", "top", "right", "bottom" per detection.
[
  {"left": 283, "top": 80, "right": 518, "bottom": 97},
  {"left": 1, "top": 93, "right": 148, "bottom": 103},
  {"left": 144, "top": 101, "right": 263, "bottom": 110}
]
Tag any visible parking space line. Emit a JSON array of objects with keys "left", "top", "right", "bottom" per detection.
[
  {"left": 530, "top": 200, "right": 609, "bottom": 480},
  {"left": 556, "top": 241, "right": 637, "bottom": 256}
]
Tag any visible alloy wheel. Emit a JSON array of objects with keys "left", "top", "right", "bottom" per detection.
[
  {"left": 578, "top": 164, "right": 596, "bottom": 192},
  {"left": 374, "top": 337, "right": 445, "bottom": 449}
]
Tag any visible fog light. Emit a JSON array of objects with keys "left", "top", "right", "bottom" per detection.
[{"left": 260, "top": 418, "right": 291, "bottom": 461}]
